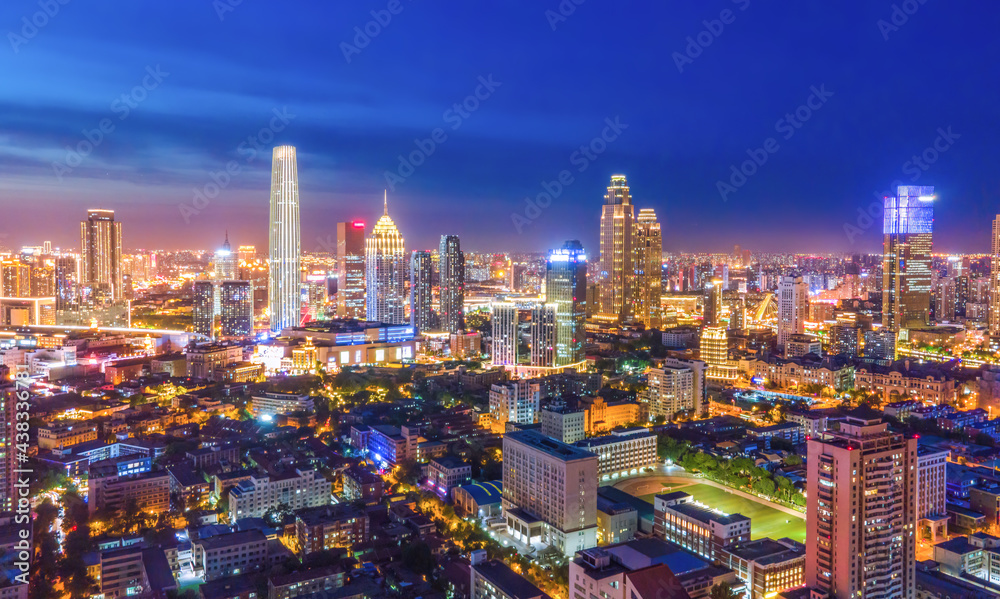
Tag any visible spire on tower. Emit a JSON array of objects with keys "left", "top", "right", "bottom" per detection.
[{"left": 383, "top": 190, "right": 388, "bottom": 216}]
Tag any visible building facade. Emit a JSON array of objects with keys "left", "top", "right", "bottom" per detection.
[
  {"left": 268, "top": 145, "right": 302, "bottom": 333},
  {"left": 439, "top": 234, "right": 465, "bottom": 333},
  {"left": 365, "top": 194, "right": 406, "bottom": 325},
  {"left": 883, "top": 186, "right": 934, "bottom": 332},
  {"left": 410, "top": 250, "right": 433, "bottom": 332}
]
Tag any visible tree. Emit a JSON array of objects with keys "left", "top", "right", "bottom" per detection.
[
  {"left": 785, "top": 454, "right": 803, "bottom": 467},
  {"left": 402, "top": 541, "right": 436, "bottom": 575},
  {"left": 710, "top": 582, "right": 738, "bottom": 599}
]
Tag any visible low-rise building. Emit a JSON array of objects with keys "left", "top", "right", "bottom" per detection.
[
  {"left": 540, "top": 403, "right": 586, "bottom": 444},
  {"left": 250, "top": 392, "right": 315, "bottom": 418},
  {"left": 88, "top": 469, "right": 170, "bottom": 515},
  {"left": 744, "top": 354, "right": 854, "bottom": 392},
  {"left": 424, "top": 456, "right": 472, "bottom": 499},
  {"left": 366, "top": 424, "right": 419, "bottom": 466},
  {"left": 470, "top": 552, "right": 551, "bottom": 599},
  {"left": 229, "top": 469, "right": 331, "bottom": 520},
  {"left": 855, "top": 360, "right": 959, "bottom": 405},
  {"left": 193, "top": 530, "right": 268, "bottom": 581},
  {"left": 596, "top": 495, "right": 638, "bottom": 546},
  {"left": 295, "top": 504, "right": 372, "bottom": 556},
  {"left": 186, "top": 343, "right": 244, "bottom": 380},
  {"left": 574, "top": 428, "right": 657, "bottom": 479},
  {"left": 341, "top": 466, "right": 383, "bottom": 505},
  {"left": 718, "top": 538, "right": 806, "bottom": 599},
  {"left": 268, "top": 565, "right": 345, "bottom": 599},
  {"left": 453, "top": 481, "right": 503, "bottom": 519},
  {"left": 37, "top": 420, "right": 99, "bottom": 450},
  {"left": 653, "top": 491, "right": 750, "bottom": 561}
]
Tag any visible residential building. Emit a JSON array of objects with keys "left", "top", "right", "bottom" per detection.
[
  {"left": 785, "top": 334, "right": 821, "bottom": 358},
  {"left": 439, "top": 234, "right": 465, "bottom": 333},
  {"left": 295, "top": 504, "right": 371, "bottom": 556},
  {"left": 193, "top": 530, "right": 268, "bottom": 581},
  {"left": 250, "top": 392, "right": 315, "bottom": 418},
  {"left": 80, "top": 209, "right": 123, "bottom": 302},
  {"left": 228, "top": 469, "right": 331, "bottom": 520},
  {"left": 491, "top": 302, "right": 518, "bottom": 366},
  {"left": 186, "top": 343, "right": 243, "bottom": 380},
  {"left": 87, "top": 469, "right": 170, "bottom": 515},
  {"left": 540, "top": 403, "right": 586, "bottom": 444},
  {"left": 529, "top": 303, "right": 557, "bottom": 367},
  {"left": 268, "top": 565, "right": 345, "bottom": 599},
  {"left": 489, "top": 380, "right": 541, "bottom": 432},
  {"left": 470, "top": 553, "right": 551, "bottom": 599},
  {"left": 633, "top": 209, "right": 662, "bottom": 329},
  {"left": 341, "top": 466, "right": 383, "bottom": 506},
  {"left": 410, "top": 250, "right": 433, "bottom": 332},
  {"left": 424, "top": 456, "right": 472, "bottom": 499},
  {"left": 917, "top": 447, "right": 950, "bottom": 541},
  {"left": 806, "top": 407, "right": 917, "bottom": 599}
]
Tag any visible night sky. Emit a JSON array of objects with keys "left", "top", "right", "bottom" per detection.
[{"left": 2, "top": 1, "right": 999, "bottom": 255}]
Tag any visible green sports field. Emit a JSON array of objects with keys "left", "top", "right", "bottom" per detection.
[{"left": 638, "top": 483, "right": 806, "bottom": 543}]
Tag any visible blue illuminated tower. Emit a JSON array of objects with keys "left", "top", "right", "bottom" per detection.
[
  {"left": 545, "top": 240, "right": 587, "bottom": 366},
  {"left": 882, "top": 185, "right": 934, "bottom": 331}
]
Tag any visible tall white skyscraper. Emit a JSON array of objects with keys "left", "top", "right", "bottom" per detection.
[
  {"left": 491, "top": 302, "right": 518, "bottom": 366},
  {"left": 365, "top": 193, "right": 406, "bottom": 324},
  {"left": 268, "top": 146, "right": 301, "bottom": 333},
  {"left": 777, "top": 274, "right": 808, "bottom": 351}
]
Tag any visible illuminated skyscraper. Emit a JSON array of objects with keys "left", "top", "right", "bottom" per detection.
[
  {"left": 219, "top": 280, "right": 253, "bottom": 337},
  {"left": 337, "top": 221, "right": 366, "bottom": 319},
  {"left": 990, "top": 215, "right": 1000, "bottom": 337},
  {"left": 777, "top": 274, "right": 808, "bottom": 352},
  {"left": 807, "top": 409, "right": 916, "bottom": 599},
  {"left": 530, "top": 303, "right": 557, "bottom": 367},
  {"left": 634, "top": 208, "right": 662, "bottom": 329},
  {"left": 268, "top": 145, "right": 301, "bottom": 333},
  {"left": 700, "top": 326, "right": 736, "bottom": 382},
  {"left": 883, "top": 186, "right": 934, "bottom": 332},
  {"left": 438, "top": 235, "right": 465, "bottom": 333},
  {"left": 192, "top": 280, "right": 215, "bottom": 338},
  {"left": 410, "top": 250, "right": 433, "bottom": 332},
  {"left": 598, "top": 175, "right": 635, "bottom": 322},
  {"left": 0, "top": 261, "right": 29, "bottom": 297},
  {"left": 80, "top": 209, "right": 123, "bottom": 302},
  {"left": 491, "top": 302, "right": 518, "bottom": 366},
  {"left": 214, "top": 233, "right": 238, "bottom": 280},
  {"left": 365, "top": 193, "right": 406, "bottom": 324},
  {"left": 55, "top": 256, "right": 78, "bottom": 310},
  {"left": 703, "top": 278, "right": 723, "bottom": 327},
  {"left": 545, "top": 241, "right": 587, "bottom": 366}
]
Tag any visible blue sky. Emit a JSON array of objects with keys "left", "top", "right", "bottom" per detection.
[{"left": 2, "top": 1, "right": 998, "bottom": 254}]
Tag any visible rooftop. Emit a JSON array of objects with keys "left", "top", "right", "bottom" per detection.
[{"left": 505, "top": 430, "right": 597, "bottom": 461}]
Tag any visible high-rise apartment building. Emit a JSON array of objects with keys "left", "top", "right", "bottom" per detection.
[
  {"left": 529, "top": 303, "right": 557, "bottom": 367},
  {"left": 490, "top": 302, "right": 517, "bottom": 366},
  {"left": 806, "top": 408, "right": 917, "bottom": 599},
  {"left": 192, "top": 280, "right": 215, "bottom": 338},
  {"left": 489, "top": 380, "right": 541, "bottom": 431},
  {"left": 0, "top": 261, "right": 30, "bottom": 297},
  {"left": 645, "top": 363, "right": 698, "bottom": 420},
  {"left": 502, "top": 430, "right": 598, "bottom": 556},
  {"left": 633, "top": 208, "right": 662, "bottom": 329},
  {"left": 546, "top": 241, "right": 587, "bottom": 366},
  {"left": 55, "top": 256, "right": 78, "bottom": 310},
  {"left": 438, "top": 235, "right": 465, "bottom": 333},
  {"left": 365, "top": 194, "right": 406, "bottom": 324},
  {"left": 990, "top": 215, "right": 1000, "bottom": 337},
  {"left": 598, "top": 175, "right": 635, "bottom": 322},
  {"left": 777, "top": 274, "right": 808, "bottom": 351},
  {"left": 916, "top": 447, "right": 949, "bottom": 542},
  {"left": 883, "top": 186, "right": 934, "bottom": 332},
  {"left": 219, "top": 280, "right": 253, "bottom": 337},
  {"left": 410, "top": 250, "right": 433, "bottom": 332},
  {"left": 268, "top": 146, "right": 302, "bottom": 333},
  {"left": 337, "top": 221, "right": 366, "bottom": 319},
  {"left": 80, "top": 209, "right": 123, "bottom": 302},
  {"left": 704, "top": 278, "right": 723, "bottom": 327}
]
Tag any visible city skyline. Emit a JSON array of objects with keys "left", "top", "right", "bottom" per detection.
[{"left": 3, "top": 3, "right": 999, "bottom": 254}]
